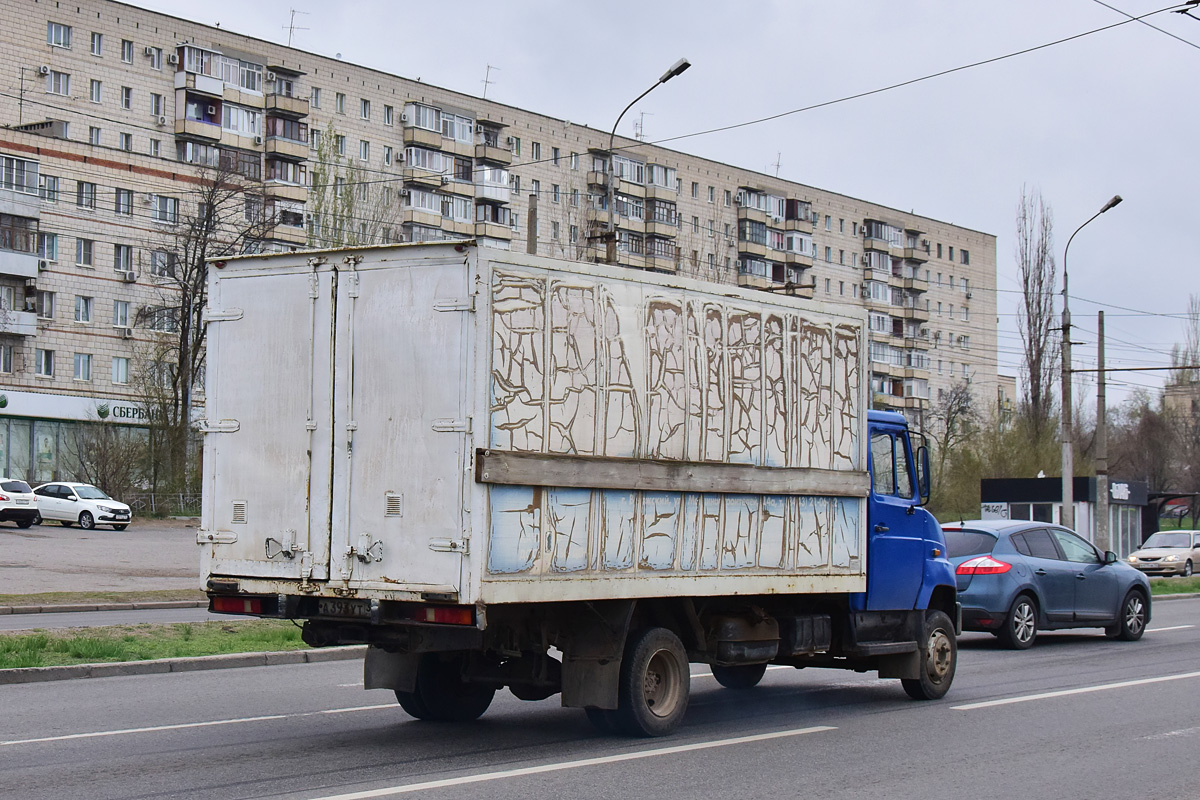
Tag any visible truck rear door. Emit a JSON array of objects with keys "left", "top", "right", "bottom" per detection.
[
  {"left": 202, "top": 262, "right": 336, "bottom": 582},
  {"left": 326, "top": 253, "right": 473, "bottom": 598}
]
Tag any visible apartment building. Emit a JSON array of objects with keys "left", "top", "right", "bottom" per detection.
[{"left": 0, "top": 0, "right": 996, "bottom": 482}]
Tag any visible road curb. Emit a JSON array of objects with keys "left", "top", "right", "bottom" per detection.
[
  {"left": 1151, "top": 592, "right": 1200, "bottom": 601},
  {"left": 0, "top": 600, "right": 207, "bottom": 616},
  {"left": 0, "top": 645, "right": 366, "bottom": 684}
]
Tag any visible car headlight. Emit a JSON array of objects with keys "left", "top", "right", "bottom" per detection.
[
  {"left": 1165, "top": 555, "right": 1178, "bottom": 562},
  {"left": 98, "top": 505, "right": 115, "bottom": 513},
  {"left": 1129, "top": 556, "right": 1139, "bottom": 563}
]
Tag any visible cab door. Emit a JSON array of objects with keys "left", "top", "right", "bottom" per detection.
[{"left": 865, "top": 426, "right": 925, "bottom": 610}]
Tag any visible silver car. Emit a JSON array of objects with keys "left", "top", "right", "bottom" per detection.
[{"left": 1128, "top": 530, "right": 1200, "bottom": 577}]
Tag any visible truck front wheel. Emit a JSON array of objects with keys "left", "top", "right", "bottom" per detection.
[
  {"left": 616, "top": 627, "right": 690, "bottom": 737},
  {"left": 711, "top": 662, "right": 767, "bottom": 690},
  {"left": 901, "top": 610, "right": 956, "bottom": 701},
  {"left": 394, "top": 653, "right": 495, "bottom": 722}
]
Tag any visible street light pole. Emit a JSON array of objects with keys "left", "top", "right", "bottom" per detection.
[
  {"left": 1060, "top": 194, "right": 1122, "bottom": 530},
  {"left": 606, "top": 57, "right": 690, "bottom": 264}
]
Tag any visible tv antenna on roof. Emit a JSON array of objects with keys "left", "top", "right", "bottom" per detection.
[
  {"left": 482, "top": 64, "right": 500, "bottom": 99},
  {"left": 283, "top": 9, "right": 309, "bottom": 47}
]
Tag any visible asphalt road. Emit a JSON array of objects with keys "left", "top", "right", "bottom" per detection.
[
  {"left": 0, "top": 607, "right": 219, "bottom": 631},
  {"left": 3, "top": 597, "right": 1199, "bottom": 800}
]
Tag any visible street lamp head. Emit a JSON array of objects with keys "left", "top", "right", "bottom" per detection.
[
  {"left": 1100, "top": 195, "right": 1123, "bottom": 213},
  {"left": 659, "top": 58, "right": 691, "bottom": 84}
]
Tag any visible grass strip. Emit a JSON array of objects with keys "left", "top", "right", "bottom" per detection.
[
  {"left": 0, "top": 590, "right": 206, "bottom": 607},
  {"left": 1149, "top": 576, "right": 1200, "bottom": 596},
  {"left": 0, "top": 619, "right": 305, "bottom": 669}
]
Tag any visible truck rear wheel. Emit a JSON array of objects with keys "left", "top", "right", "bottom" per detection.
[
  {"left": 710, "top": 662, "right": 767, "bottom": 690},
  {"left": 394, "top": 653, "right": 495, "bottom": 722},
  {"left": 901, "top": 610, "right": 956, "bottom": 701},
  {"left": 615, "top": 627, "right": 690, "bottom": 737}
]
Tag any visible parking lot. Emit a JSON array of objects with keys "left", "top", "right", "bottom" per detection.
[{"left": 0, "top": 518, "right": 201, "bottom": 594}]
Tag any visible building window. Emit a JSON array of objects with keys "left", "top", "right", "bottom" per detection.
[
  {"left": 825, "top": 246, "right": 832, "bottom": 262},
  {"left": 89, "top": 127, "right": 103, "bottom": 146},
  {"left": 74, "top": 353, "right": 92, "bottom": 381},
  {"left": 383, "top": 146, "right": 392, "bottom": 167},
  {"left": 692, "top": 216, "right": 699, "bottom": 233},
  {"left": 948, "top": 246, "right": 955, "bottom": 261},
  {"left": 552, "top": 184, "right": 560, "bottom": 203},
  {"left": 531, "top": 179, "right": 540, "bottom": 198},
  {"left": 570, "top": 152, "right": 579, "bottom": 170},
  {"left": 37, "top": 232, "right": 57, "bottom": 261},
  {"left": 0, "top": 344, "right": 11, "bottom": 373},
  {"left": 76, "top": 182, "right": 97, "bottom": 210},
  {"left": 47, "top": 70, "right": 70, "bottom": 96},
  {"left": 724, "top": 189, "right": 732, "bottom": 207},
  {"left": 119, "top": 133, "right": 133, "bottom": 152},
  {"left": 310, "top": 87, "right": 321, "bottom": 108},
  {"left": 35, "top": 349, "right": 54, "bottom": 377},
  {"left": 114, "top": 188, "right": 133, "bottom": 216},
  {"left": 150, "top": 93, "right": 164, "bottom": 116},
  {"left": 570, "top": 224, "right": 578, "bottom": 242},
  {"left": 39, "top": 175, "right": 59, "bottom": 202},
  {"left": 825, "top": 278, "right": 831, "bottom": 294},
  {"left": 147, "top": 47, "right": 163, "bottom": 70},
  {"left": 88, "top": 31, "right": 103, "bottom": 56},
  {"left": 511, "top": 137, "right": 521, "bottom": 157},
  {"left": 47, "top": 22, "right": 72, "bottom": 48},
  {"left": 961, "top": 249, "right": 970, "bottom": 265},
  {"left": 335, "top": 135, "right": 346, "bottom": 156},
  {"left": 531, "top": 142, "right": 541, "bottom": 161},
  {"left": 36, "top": 291, "right": 54, "bottom": 319},
  {"left": 113, "top": 300, "right": 130, "bottom": 327},
  {"left": 825, "top": 215, "right": 832, "bottom": 231},
  {"left": 360, "top": 98, "right": 370, "bottom": 120},
  {"left": 121, "top": 39, "right": 133, "bottom": 63},
  {"left": 150, "top": 195, "right": 179, "bottom": 224},
  {"left": 708, "top": 186, "right": 715, "bottom": 203},
  {"left": 359, "top": 140, "right": 370, "bottom": 161},
  {"left": 112, "top": 356, "right": 130, "bottom": 385},
  {"left": 150, "top": 250, "right": 176, "bottom": 277},
  {"left": 383, "top": 104, "right": 393, "bottom": 126},
  {"left": 551, "top": 147, "right": 560, "bottom": 166},
  {"left": 551, "top": 221, "right": 560, "bottom": 240},
  {"left": 335, "top": 92, "right": 345, "bottom": 114},
  {"left": 571, "top": 188, "right": 579, "bottom": 207},
  {"left": 76, "top": 238, "right": 94, "bottom": 266},
  {"left": 114, "top": 244, "right": 132, "bottom": 272},
  {"left": 691, "top": 181, "right": 699, "bottom": 199},
  {"left": 89, "top": 79, "right": 102, "bottom": 104},
  {"left": 149, "top": 139, "right": 160, "bottom": 157},
  {"left": 121, "top": 86, "right": 132, "bottom": 109}
]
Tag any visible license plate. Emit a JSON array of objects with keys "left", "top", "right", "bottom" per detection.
[
  {"left": 318, "top": 598, "right": 370, "bottom": 618},
  {"left": 114, "top": 512, "right": 129, "bottom": 519},
  {"left": 15, "top": 499, "right": 28, "bottom": 505}
]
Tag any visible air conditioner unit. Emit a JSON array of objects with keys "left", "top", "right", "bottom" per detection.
[
  {"left": 122, "top": 327, "right": 134, "bottom": 339},
  {"left": 506, "top": 136, "right": 515, "bottom": 145},
  {"left": 144, "top": 46, "right": 155, "bottom": 56},
  {"left": 860, "top": 254, "right": 870, "bottom": 266},
  {"left": 37, "top": 259, "right": 48, "bottom": 271},
  {"left": 921, "top": 238, "right": 930, "bottom": 247},
  {"left": 400, "top": 113, "right": 410, "bottom": 124},
  {"left": 166, "top": 53, "right": 178, "bottom": 65},
  {"left": 965, "top": 291, "right": 973, "bottom": 299},
  {"left": 38, "top": 65, "right": 50, "bottom": 75},
  {"left": 254, "top": 135, "right": 264, "bottom": 145},
  {"left": 121, "top": 270, "right": 136, "bottom": 283},
  {"left": 156, "top": 115, "right": 167, "bottom": 126},
  {"left": 266, "top": 71, "right": 276, "bottom": 82}
]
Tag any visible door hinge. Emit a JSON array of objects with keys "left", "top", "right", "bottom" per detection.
[
  {"left": 434, "top": 296, "right": 476, "bottom": 312},
  {"left": 432, "top": 417, "right": 471, "bottom": 433},
  {"left": 429, "top": 537, "right": 470, "bottom": 554},
  {"left": 197, "top": 529, "right": 238, "bottom": 544},
  {"left": 350, "top": 532, "right": 383, "bottom": 563},
  {"left": 198, "top": 419, "right": 240, "bottom": 433},
  {"left": 203, "top": 308, "right": 244, "bottom": 323}
]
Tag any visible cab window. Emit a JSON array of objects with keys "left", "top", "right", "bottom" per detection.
[{"left": 870, "top": 431, "right": 913, "bottom": 499}]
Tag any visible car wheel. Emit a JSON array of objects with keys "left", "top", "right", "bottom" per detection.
[
  {"left": 901, "top": 609, "right": 958, "bottom": 700},
  {"left": 1106, "top": 590, "right": 1148, "bottom": 641},
  {"left": 998, "top": 594, "right": 1038, "bottom": 650},
  {"left": 1185, "top": 560, "right": 1193, "bottom": 578},
  {"left": 710, "top": 663, "right": 768, "bottom": 690},
  {"left": 112, "top": 524, "right": 128, "bottom": 531},
  {"left": 615, "top": 627, "right": 690, "bottom": 737},
  {"left": 78, "top": 511, "right": 96, "bottom": 530},
  {"left": 31, "top": 512, "right": 41, "bottom": 526},
  {"left": 394, "top": 653, "right": 494, "bottom": 722},
  {"left": 16, "top": 518, "right": 33, "bottom": 529}
]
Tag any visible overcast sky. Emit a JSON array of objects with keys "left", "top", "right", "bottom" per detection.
[{"left": 144, "top": 0, "right": 1198, "bottom": 408}]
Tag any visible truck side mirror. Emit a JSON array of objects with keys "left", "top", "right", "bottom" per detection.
[{"left": 916, "top": 445, "right": 931, "bottom": 506}]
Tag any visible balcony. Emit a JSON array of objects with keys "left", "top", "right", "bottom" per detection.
[
  {"left": 614, "top": 251, "right": 647, "bottom": 270},
  {"left": 0, "top": 310, "right": 37, "bottom": 336},
  {"left": 174, "top": 70, "right": 223, "bottom": 97},
  {"left": 644, "top": 183, "right": 677, "bottom": 201},
  {"left": 863, "top": 235, "right": 891, "bottom": 253},
  {"left": 403, "top": 126, "right": 443, "bottom": 149},
  {"left": 264, "top": 182, "right": 307, "bottom": 203},
  {"left": 0, "top": 249, "right": 40, "bottom": 280},
  {"left": 738, "top": 240, "right": 768, "bottom": 259},
  {"left": 645, "top": 253, "right": 679, "bottom": 273},
  {"left": 265, "top": 223, "right": 307, "bottom": 245},
  {"left": 265, "top": 137, "right": 308, "bottom": 160},
  {"left": 904, "top": 396, "right": 930, "bottom": 410},
  {"left": 266, "top": 94, "right": 309, "bottom": 117},
  {"left": 904, "top": 275, "right": 929, "bottom": 293},
  {"left": 587, "top": 170, "right": 608, "bottom": 188},
  {"left": 736, "top": 204, "right": 768, "bottom": 224},
  {"left": 873, "top": 392, "right": 906, "bottom": 411},
  {"left": 903, "top": 244, "right": 930, "bottom": 263},
  {"left": 175, "top": 118, "right": 221, "bottom": 141},
  {"left": 783, "top": 250, "right": 814, "bottom": 268},
  {"left": 902, "top": 305, "right": 930, "bottom": 323},
  {"left": 904, "top": 365, "right": 931, "bottom": 380},
  {"left": 784, "top": 217, "right": 813, "bottom": 232},
  {"left": 475, "top": 143, "right": 512, "bottom": 165},
  {"left": 441, "top": 179, "right": 475, "bottom": 198},
  {"left": 402, "top": 168, "right": 444, "bottom": 190},
  {"left": 737, "top": 272, "right": 772, "bottom": 290},
  {"left": 644, "top": 219, "right": 677, "bottom": 238},
  {"left": 475, "top": 220, "right": 513, "bottom": 240}
]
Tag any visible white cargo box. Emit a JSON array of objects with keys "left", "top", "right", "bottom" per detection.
[{"left": 200, "top": 242, "right": 870, "bottom": 606}]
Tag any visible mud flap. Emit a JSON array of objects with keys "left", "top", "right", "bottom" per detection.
[
  {"left": 364, "top": 646, "right": 421, "bottom": 692},
  {"left": 876, "top": 651, "right": 921, "bottom": 681},
  {"left": 559, "top": 600, "right": 636, "bottom": 710}
]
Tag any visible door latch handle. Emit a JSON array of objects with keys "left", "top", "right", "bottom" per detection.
[
  {"left": 874, "top": 524, "right": 889, "bottom": 533},
  {"left": 1034, "top": 569, "right": 1047, "bottom": 575},
  {"left": 1076, "top": 574, "right": 1087, "bottom": 580}
]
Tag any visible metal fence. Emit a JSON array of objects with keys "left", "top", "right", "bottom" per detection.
[{"left": 125, "top": 493, "right": 201, "bottom": 517}]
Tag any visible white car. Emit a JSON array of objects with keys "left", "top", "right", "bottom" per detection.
[
  {"left": 0, "top": 478, "right": 38, "bottom": 528},
  {"left": 32, "top": 482, "right": 133, "bottom": 530}
]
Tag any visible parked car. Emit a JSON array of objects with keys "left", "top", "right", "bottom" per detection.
[
  {"left": 0, "top": 478, "right": 38, "bottom": 528},
  {"left": 1127, "top": 530, "right": 1200, "bottom": 577},
  {"left": 942, "top": 520, "right": 1150, "bottom": 649},
  {"left": 32, "top": 482, "right": 132, "bottom": 530}
]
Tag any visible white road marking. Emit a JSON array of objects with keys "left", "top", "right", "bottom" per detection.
[
  {"left": 953, "top": 670, "right": 1200, "bottom": 711},
  {"left": 338, "top": 682, "right": 365, "bottom": 688},
  {"left": 1142, "top": 726, "right": 1200, "bottom": 741},
  {"left": 1147, "top": 625, "right": 1194, "bottom": 633},
  {"left": 0, "top": 704, "right": 397, "bottom": 746},
  {"left": 306, "top": 726, "right": 837, "bottom": 800}
]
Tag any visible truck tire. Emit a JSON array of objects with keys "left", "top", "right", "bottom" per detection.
[
  {"left": 615, "top": 627, "right": 690, "bottom": 737},
  {"left": 394, "top": 653, "right": 495, "bottom": 722},
  {"left": 710, "top": 662, "right": 768, "bottom": 690},
  {"left": 901, "top": 610, "right": 956, "bottom": 701},
  {"left": 997, "top": 594, "right": 1038, "bottom": 650},
  {"left": 1106, "top": 589, "right": 1148, "bottom": 641}
]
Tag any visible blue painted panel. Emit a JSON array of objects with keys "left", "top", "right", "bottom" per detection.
[
  {"left": 488, "top": 485, "right": 540, "bottom": 574},
  {"left": 759, "top": 495, "right": 788, "bottom": 568},
  {"left": 601, "top": 490, "right": 636, "bottom": 570},
  {"left": 699, "top": 494, "right": 722, "bottom": 570},
  {"left": 796, "top": 495, "right": 829, "bottom": 568},
  {"left": 832, "top": 497, "right": 861, "bottom": 567},
  {"left": 679, "top": 493, "right": 700, "bottom": 571},
  {"left": 548, "top": 488, "right": 591, "bottom": 572},
  {"left": 722, "top": 496, "right": 759, "bottom": 569},
  {"left": 640, "top": 491, "right": 680, "bottom": 570}
]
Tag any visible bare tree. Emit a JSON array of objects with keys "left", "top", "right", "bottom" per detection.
[
  {"left": 929, "top": 381, "right": 978, "bottom": 493},
  {"left": 1015, "top": 186, "right": 1059, "bottom": 431},
  {"left": 136, "top": 158, "right": 276, "bottom": 489},
  {"left": 307, "top": 122, "right": 401, "bottom": 247},
  {"left": 65, "top": 415, "right": 146, "bottom": 501},
  {"left": 1170, "top": 294, "right": 1200, "bottom": 386}
]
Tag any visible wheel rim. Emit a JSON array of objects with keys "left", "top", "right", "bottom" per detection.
[
  {"left": 1013, "top": 601, "right": 1036, "bottom": 644},
  {"left": 925, "top": 626, "right": 954, "bottom": 684},
  {"left": 80, "top": 513, "right": 93, "bottom": 529},
  {"left": 1125, "top": 595, "right": 1146, "bottom": 635},
  {"left": 1187, "top": 562, "right": 1193, "bottom": 578},
  {"left": 642, "top": 647, "right": 684, "bottom": 719}
]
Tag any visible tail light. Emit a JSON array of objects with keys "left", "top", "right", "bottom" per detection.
[
  {"left": 956, "top": 555, "right": 1013, "bottom": 575},
  {"left": 398, "top": 604, "right": 475, "bottom": 625},
  {"left": 212, "top": 596, "right": 264, "bottom": 614},
  {"left": 0, "top": 494, "right": 9, "bottom": 502}
]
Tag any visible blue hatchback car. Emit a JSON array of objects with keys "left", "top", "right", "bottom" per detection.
[{"left": 942, "top": 520, "right": 1151, "bottom": 649}]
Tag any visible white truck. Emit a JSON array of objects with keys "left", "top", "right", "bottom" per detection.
[{"left": 200, "top": 242, "right": 958, "bottom": 736}]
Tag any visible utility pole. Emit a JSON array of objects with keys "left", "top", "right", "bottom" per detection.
[
  {"left": 1096, "top": 311, "right": 1109, "bottom": 551},
  {"left": 526, "top": 192, "right": 538, "bottom": 255},
  {"left": 18, "top": 66, "right": 25, "bottom": 125}
]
